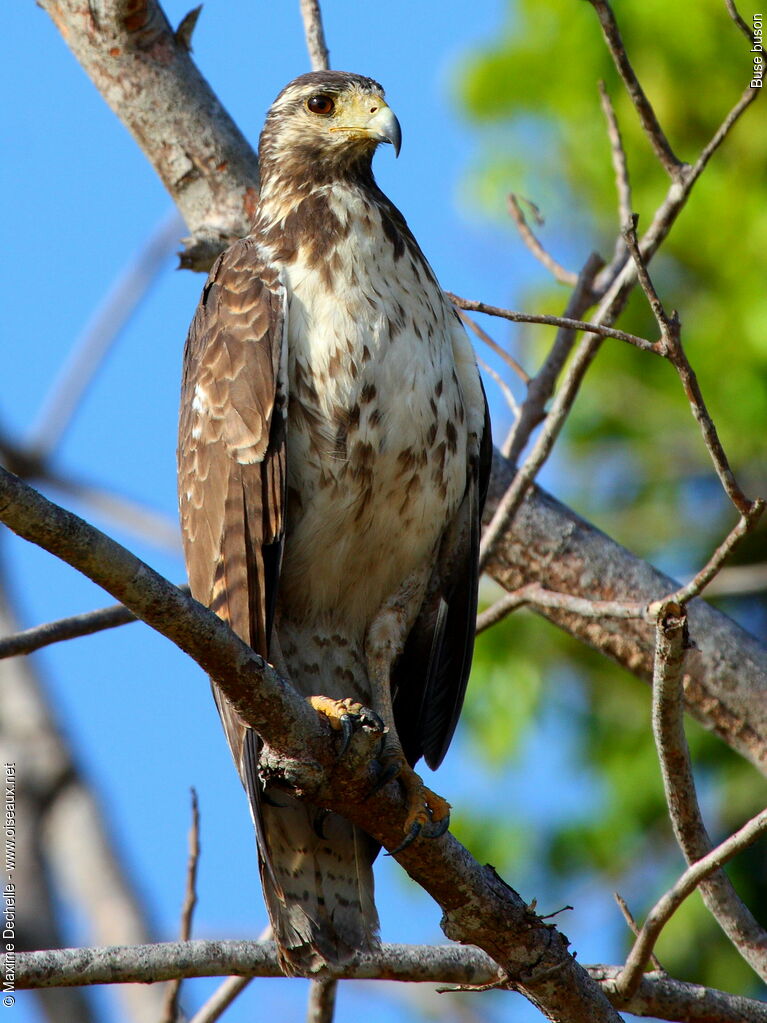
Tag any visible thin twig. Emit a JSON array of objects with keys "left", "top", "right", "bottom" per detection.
[
  {"left": 189, "top": 977, "right": 251, "bottom": 1023},
  {"left": 477, "top": 356, "right": 520, "bottom": 417},
  {"left": 307, "top": 979, "right": 338, "bottom": 1023},
  {"left": 476, "top": 584, "right": 649, "bottom": 636},
  {"left": 587, "top": 0, "right": 685, "bottom": 179},
  {"left": 616, "top": 807, "right": 767, "bottom": 997},
  {"left": 299, "top": 0, "right": 330, "bottom": 70},
  {"left": 598, "top": 81, "right": 632, "bottom": 268},
  {"left": 456, "top": 308, "right": 530, "bottom": 383},
  {"left": 725, "top": 0, "right": 758, "bottom": 44},
  {"left": 188, "top": 926, "right": 270, "bottom": 1023},
  {"left": 499, "top": 253, "right": 605, "bottom": 465},
  {"left": 649, "top": 602, "right": 767, "bottom": 986},
  {"left": 650, "top": 503, "right": 765, "bottom": 611},
  {"left": 623, "top": 216, "right": 758, "bottom": 516},
  {"left": 0, "top": 604, "right": 135, "bottom": 659},
  {"left": 449, "top": 291, "right": 655, "bottom": 353},
  {"left": 613, "top": 894, "right": 664, "bottom": 972},
  {"left": 0, "top": 587, "right": 190, "bottom": 660},
  {"left": 161, "top": 789, "right": 202, "bottom": 1023},
  {"left": 507, "top": 194, "right": 578, "bottom": 286}
]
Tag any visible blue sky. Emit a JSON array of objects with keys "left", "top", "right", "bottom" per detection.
[{"left": 3, "top": 2, "right": 628, "bottom": 1021}]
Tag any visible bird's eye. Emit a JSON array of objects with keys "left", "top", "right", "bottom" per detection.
[{"left": 307, "top": 94, "right": 335, "bottom": 116}]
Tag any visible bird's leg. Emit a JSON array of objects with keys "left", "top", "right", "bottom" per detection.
[{"left": 365, "top": 606, "right": 451, "bottom": 853}]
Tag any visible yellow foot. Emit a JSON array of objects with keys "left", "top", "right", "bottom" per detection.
[
  {"left": 378, "top": 754, "right": 451, "bottom": 854},
  {"left": 307, "top": 696, "right": 385, "bottom": 754}
]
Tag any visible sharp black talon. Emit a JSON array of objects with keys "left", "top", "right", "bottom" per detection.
[
  {"left": 339, "top": 714, "right": 353, "bottom": 756},
  {"left": 386, "top": 820, "right": 422, "bottom": 856},
  {"left": 424, "top": 813, "right": 450, "bottom": 840},
  {"left": 313, "top": 809, "right": 330, "bottom": 839},
  {"left": 365, "top": 710, "right": 385, "bottom": 732}
]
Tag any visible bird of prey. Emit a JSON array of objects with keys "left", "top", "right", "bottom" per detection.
[{"left": 178, "top": 70, "right": 491, "bottom": 975}]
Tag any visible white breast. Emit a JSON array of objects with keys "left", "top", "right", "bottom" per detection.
[{"left": 276, "top": 191, "right": 470, "bottom": 633}]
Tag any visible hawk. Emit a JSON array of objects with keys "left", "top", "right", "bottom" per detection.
[{"left": 178, "top": 70, "right": 491, "bottom": 974}]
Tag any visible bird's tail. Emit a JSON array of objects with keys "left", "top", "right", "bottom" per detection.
[
  {"left": 236, "top": 627, "right": 381, "bottom": 975},
  {"left": 259, "top": 793, "right": 379, "bottom": 974}
]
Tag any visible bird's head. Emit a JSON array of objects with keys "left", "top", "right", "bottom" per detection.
[{"left": 258, "top": 71, "right": 402, "bottom": 185}]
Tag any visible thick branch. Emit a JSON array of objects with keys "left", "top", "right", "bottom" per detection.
[
  {"left": 13, "top": 941, "right": 767, "bottom": 1022},
  {"left": 0, "top": 468, "right": 620, "bottom": 1022}
]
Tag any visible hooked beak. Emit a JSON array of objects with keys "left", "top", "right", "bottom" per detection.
[{"left": 366, "top": 103, "right": 402, "bottom": 157}]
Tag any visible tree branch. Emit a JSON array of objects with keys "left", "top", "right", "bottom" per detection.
[
  {"left": 587, "top": 0, "right": 685, "bottom": 179},
  {"left": 616, "top": 804, "right": 767, "bottom": 997},
  {"left": 0, "top": 467, "right": 620, "bottom": 1022},
  {"left": 299, "top": 0, "right": 330, "bottom": 71},
  {"left": 650, "top": 603, "right": 767, "bottom": 982},
  {"left": 12, "top": 941, "right": 767, "bottom": 1022}
]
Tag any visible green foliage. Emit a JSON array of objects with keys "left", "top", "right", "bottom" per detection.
[{"left": 455, "top": 0, "right": 766, "bottom": 996}]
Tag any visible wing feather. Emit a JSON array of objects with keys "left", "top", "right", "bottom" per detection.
[
  {"left": 393, "top": 381, "right": 492, "bottom": 770},
  {"left": 177, "top": 235, "right": 287, "bottom": 806}
]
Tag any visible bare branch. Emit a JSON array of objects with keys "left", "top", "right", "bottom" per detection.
[
  {"left": 161, "top": 789, "right": 201, "bottom": 1023},
  {"left": 450, "top": 290, "right": 656, "bottom": 353},
  {"left": 0, "top": 467, "right": 620, "bottom": 1023},
  {"left": 476, "top": 584, "right": 648, "bottom": 637},
  {"left": 597, "top": 81, "right": 632, "bottom": 268},
  {"left": 299, "top": 0, "right": 330, "bottom": 70},
  {"left": 307, "top": 979, "right": 337, "bottom": 1023},
  {"left": 479, "top": 70, "right": 761, "bottom": 572},
  {"left": 650, "top": 503, "right": 765, "bottom": 610},
  {"left": 587, "top": 0, "right": 685, "bottom": 179},
  {"left": 476, "top": 356, "right": 520, "bottom": 417},
  {"left": 650, "top": 603, "right": 767, "bottom": 983},
  {"left": 455, "top": 308, "right": 530, "bottom": 384},
  {"left": 12, "top": 941, "right": 767, "bottom": 1022},
  {"left": 189, "top": 977, "right": 252, "bottom": 1023},
  {"left": 613, "top": 893, "right": 664, "bottom": 972},
  {"left": 0, "top": 602, "right": 137, "bottom": 659},
  {"left": 616, "top": 807, "right": 767, "bottom": 997},
  {"left": 725, "top": 0, "right": 759, "bottom": 44},
  {"left": 507, "top": 194, "right": 578, "bottom": 286}
]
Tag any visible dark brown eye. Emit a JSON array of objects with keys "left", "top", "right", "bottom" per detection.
[{"left": 307, "top": 94, "right": 335, "bottom": 116}]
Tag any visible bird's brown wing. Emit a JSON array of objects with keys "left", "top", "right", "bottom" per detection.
[
  {"left": 177, "top": 235, "right": 287, "bottom": 812},
  {"left": 393, "top": 383, "right": 492, "bottom": 770}
]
